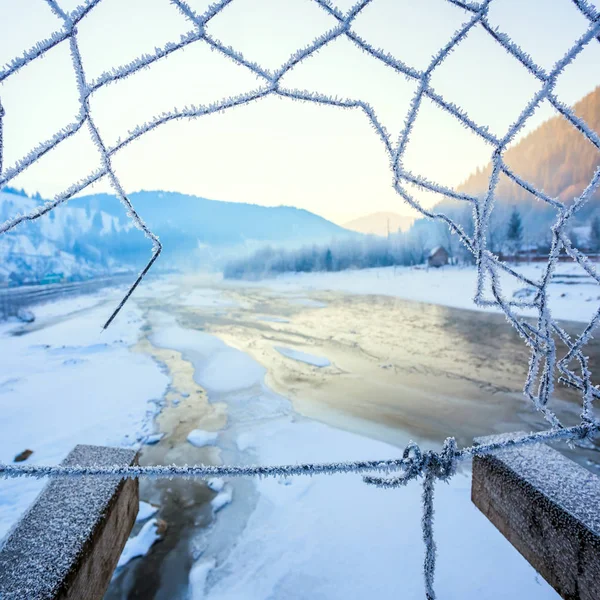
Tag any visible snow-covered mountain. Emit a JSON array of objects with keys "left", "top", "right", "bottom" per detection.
[
  {"left": 0, "top": 189, "right": 133, "bottom": 284},
  {"left": 0, "top": 188, "right": 355, "bottom": 283},
  {"left": 69, "top": 190, "right": 352, "bottom": 248}
]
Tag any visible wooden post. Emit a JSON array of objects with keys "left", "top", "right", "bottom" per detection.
[
  {"left": 472, "top": 432, "right": 600, "bottom": 600},
  {"left": 0, "top": 445, "right": 139, "bottom": 600}
]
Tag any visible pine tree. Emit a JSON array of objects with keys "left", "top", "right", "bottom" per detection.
[
  {"left": 506, "top": 208, "right": 523, "bottom": 255},
  {"left": 590, "top": 215, "right": 600, "bottom": 252},
  {"left": 324, "top": 248, "right": 333, "bottom": 271},
  {"left": 92, "top": 211, "right": 103, "bottom": 232}
]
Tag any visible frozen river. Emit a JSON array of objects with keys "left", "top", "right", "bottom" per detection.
[
  {"left": 0, "top": 275, "right": 597, "bottom": 599},
  {"left": 104, "top": 276, "right": 598, "bottom": 599}
]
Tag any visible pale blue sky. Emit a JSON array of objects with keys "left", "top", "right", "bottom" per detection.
[{"left": 0, "top": 0, "right": 598, "bottom": 224}]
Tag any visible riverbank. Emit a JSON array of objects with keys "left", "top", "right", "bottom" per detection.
[
  {"left": 222, "top": 262, "right": 598, "bottom": 324},
  {"left": 0, "top": 288, "right": 168, "bottom": 540}
]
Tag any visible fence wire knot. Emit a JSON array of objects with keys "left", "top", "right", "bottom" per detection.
[{"left": 363, "top": 437, "right": 458, "bottom": 489}]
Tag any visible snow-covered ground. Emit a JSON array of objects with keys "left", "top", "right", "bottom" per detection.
[
  {"left": 0, "top": 292, "right": 168, "bottom": 540},
  {"left": 233, "top": 263, "right": 599, "bottom": 324}
]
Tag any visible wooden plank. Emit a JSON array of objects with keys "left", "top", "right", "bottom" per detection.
[
  {"left": 472, "top": 433, "right": 600, "bottom": 600},
  {"left": 0, "top": 445, "right": 139, "bottom": 600}
]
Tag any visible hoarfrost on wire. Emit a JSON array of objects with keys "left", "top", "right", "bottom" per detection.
[{"left": 0, "top": 0, "right": 599, "bottom": 597}]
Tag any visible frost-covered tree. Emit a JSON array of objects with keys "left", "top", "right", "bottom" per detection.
[
  {"left": 590, "top": 215, "right": 600, "bottom": 252},
  {"left": 568, "top": 227, "right": 580, "bottom": 250},
  {"left": 324, "top": 248, "right": 333, "bottom": 271},
  {"left": 506, "top": 207, "right": 523, "bottom": 255},
  {"left": 92, "top": 211, "right": 104, "bottom": 233}
]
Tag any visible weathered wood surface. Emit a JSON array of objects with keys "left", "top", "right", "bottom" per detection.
[
  {"left": 472, "top": 432, "right": 600, "bottom": 600},
  {"left": 0, "top": 445, "right": 139, "bottom": 600}
]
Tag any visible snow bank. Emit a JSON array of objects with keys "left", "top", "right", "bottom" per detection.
[
  {"left": 144, "top": 433, "right": 164, "bottom": 445},
  {"left": 26, "top": 293, "right": 109, "bottom": 321},
  {"left": 0, "top": 293, "right": 168, "bottom": 540},
  {"left": 187, "top": 430, "right": 219, "bottom": 448},
  {"left": 248, "top": 263, "right": 598, "bottom": 323},
  {"left": 189, "top": 558, "right": 216, "bottom": 599},
  {"left": 274, "top": 346, "right": 331, "bottom": 367},
  {"left": 137, "top": 501, "right": 158, "bottom": 522},
  {"left": 207, "top": 478, "right": 225, "bottom": 492},
  {"left": 117, "top": 518, "right": 161, "bottom": 568},
  {"left": 151, "top": 314, "right": 266, "bottom": 394},
  {"left": 210, "top": 487, "right": 233, "bottom": 513}
]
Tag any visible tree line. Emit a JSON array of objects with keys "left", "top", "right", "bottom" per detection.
[{"left": 223, "top": 205, "right": 600, "bottom": 280}]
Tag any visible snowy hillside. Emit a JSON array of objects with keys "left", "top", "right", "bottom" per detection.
[{"left": 0, "top": 189, "right": 132, "bottom": 284}]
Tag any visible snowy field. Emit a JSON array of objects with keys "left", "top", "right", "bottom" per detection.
[
  {"left": 231, "top": 262, "right": 599, "bottom": 324},
  {"left": 0, "top": 291, "right": 168, "bottom": 540}
]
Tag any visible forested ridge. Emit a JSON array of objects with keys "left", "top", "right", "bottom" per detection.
[{"left": 458, "top": 86, "right": 600, "bottom": 208}]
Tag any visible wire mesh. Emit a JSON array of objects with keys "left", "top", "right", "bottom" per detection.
[{"left": 1, "top": 1, "right": 599, "bottom": 597}]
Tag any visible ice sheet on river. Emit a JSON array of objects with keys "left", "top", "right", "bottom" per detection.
[
  {"left": 151, "top": 317, "right": 266, "bottom": 394},
  {"left": 187, "top": 429, "right": 219, "bottom": 447},
  {"left": 274, "top": 346, "right": 331, "bottom": 367},
  {"left": 198, "top": 418, "right": 557, "bottom": 600}
]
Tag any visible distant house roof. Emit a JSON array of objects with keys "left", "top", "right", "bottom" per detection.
[{"left": 428, "top": 246, "right": 448, "bottom": 258}]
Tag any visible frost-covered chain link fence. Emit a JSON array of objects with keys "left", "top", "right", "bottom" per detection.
[{"left": 1, "top": 0, "right": 600, "bottom": 597}]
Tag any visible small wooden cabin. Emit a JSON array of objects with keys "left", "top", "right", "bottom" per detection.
[{"left": 427, "top": 246, "right": 449, "bottom": 268}]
